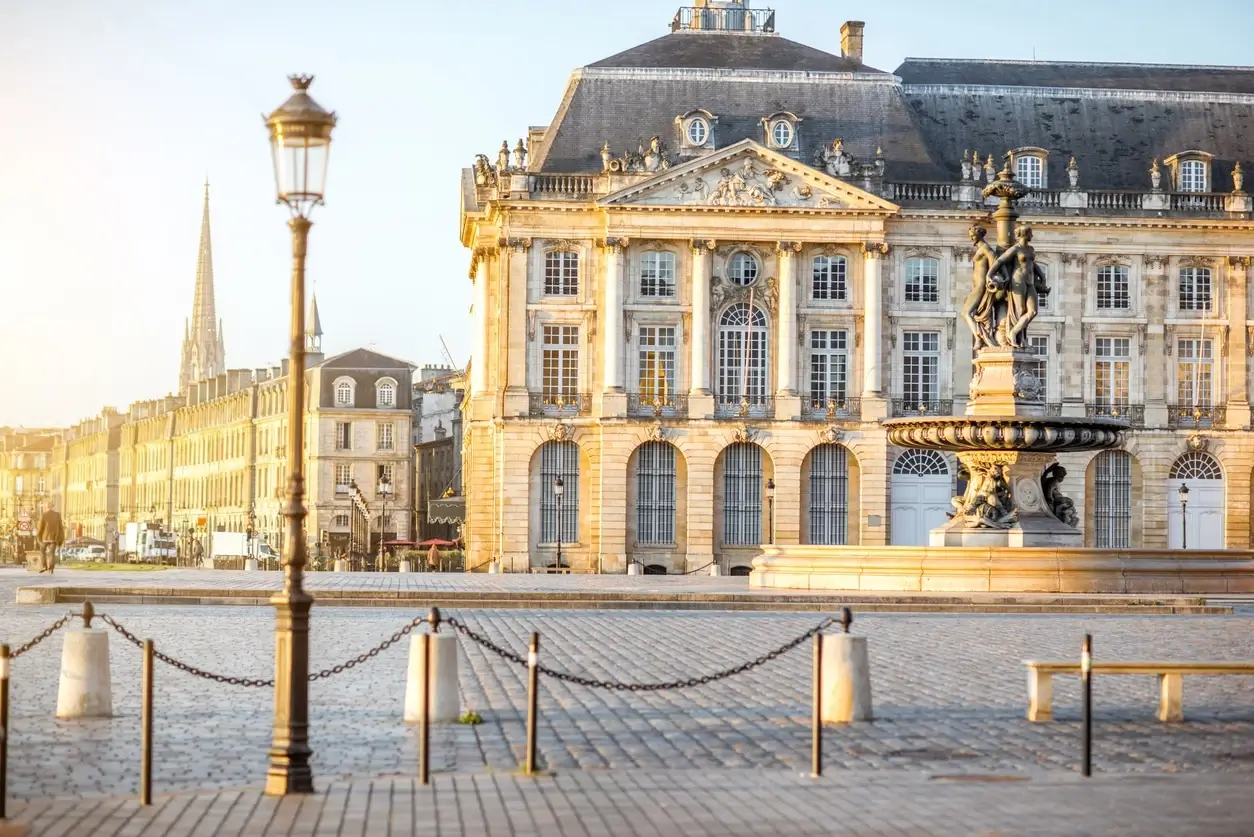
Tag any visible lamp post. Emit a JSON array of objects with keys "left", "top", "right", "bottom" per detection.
[
  {"left": 765, "top": 478, "right": 775, "bottom": 545},
  {"left": 553, "top": 476, "right": 565, "bottom": 569},
  {"left": 263, "top": 73, "right": 336, "bottom": 796},
  {"left": 377, "top": 475, "right": 392, "bottom": 570},
  {"left": 1178, "top": 482, "right": 1190, "bottom": 550}
]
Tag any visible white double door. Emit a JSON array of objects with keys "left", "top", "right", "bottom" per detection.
[
  {"left": 1166, "top": 478, "right": 1224, "bottom": 549},
  {"left": 890, "top": 474, "right": 952, "bottom": 546}
]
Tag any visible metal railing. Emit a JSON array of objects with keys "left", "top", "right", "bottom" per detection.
[
  {"left": 627, "top": 393, "right": 689, "bottom": 418},
  {"left": 713, "top": 394, "right": 776, "bottom": 418},
  {"left": 531, "top": 174, "right": 597, "bottom": 199},
  {"left": 803, "top": 397, "right": 862, "bottom": 421},
  {"left": 528, "top": 392, "right": 592, "bottom": 418},
  {"left": 890, "top": 398, "right": 953, "bottom": 417},
  {"left": 671, "top": 5, "right": 775, "bottom": 32},
  {"left": 1086, "top": 402, "right": 1145, "bottom": 427},
  {"left": 1168, "top": 404, "right": 1226, "bottom": 428}
]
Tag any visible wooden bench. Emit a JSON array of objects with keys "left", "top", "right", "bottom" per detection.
[{"left": 1025, "top": 660, "right": 1254, "bottom": 723}]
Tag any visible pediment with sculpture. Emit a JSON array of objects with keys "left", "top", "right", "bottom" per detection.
[{"left": 600, "top": 140, "right": 898, "bottom": 212}]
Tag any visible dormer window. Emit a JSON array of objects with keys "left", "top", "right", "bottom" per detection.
[
  {"left": 676, "top": 109, "right": 717, "bottom": 151},
  {"left": 1165, "top": 151, "right": 1213, "bottom": 193},
  {"left": 762, "top": 112, "right": 800, "bottom": 152},
  {"left": 1012, "top": 148, "right": 1049, "bottom": 189}
]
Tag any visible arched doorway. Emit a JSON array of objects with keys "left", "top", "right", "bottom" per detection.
[
  {"left": 1091, "top": 451, "right": 1133, "bottom": 548},
  {"left": 804, "top": 443, "right": 852, "bottom": 545},
  {"left": 626, "top": 440, "right": 688, "bottom": 570},
  {"left": 890, "top": 450, "right": 951, "bottom": 546},
  {"left": 1168, "top": 451, "right": 1224, "bottom": 549}
]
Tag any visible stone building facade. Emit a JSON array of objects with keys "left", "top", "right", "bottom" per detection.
[
  {"left": 0, "top": 428, "right": 58, "bottom": 547},
  {"left": 460, "top": 2, "right": 1254, "bottom": 572}
]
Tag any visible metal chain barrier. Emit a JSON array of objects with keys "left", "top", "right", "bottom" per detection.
[
  {"left": 10, "top": 612, "right": 76, "bottom": 658},
  {"left": 680, "top": 561, "right": 717, "bottom": 576},
  {"left": 448, "top": 615, "right": 836, "bottom": 692},
  {"left": 308, "top": 614, "right": 427, "bottom": 681}
]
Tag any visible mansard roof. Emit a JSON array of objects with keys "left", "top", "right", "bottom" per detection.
[
  {"left": 895, "top": 58, "right": 1254, "bottom": 95},
  {"left": 588, "top": 32, "right": 883, "bottom": 74},
  {"left": 318, "top": 348, "right": 417, "bottom": 371}
]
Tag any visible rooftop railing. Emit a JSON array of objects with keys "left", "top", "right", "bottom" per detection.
[{"left": 671, "top": 6, "right": 775, "bottom": 33}]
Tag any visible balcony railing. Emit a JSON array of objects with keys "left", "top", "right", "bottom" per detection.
[
  {"left": 529, "top": 392, "right": 592, "bottom": 418},
  {"left": 891, "top": 398, "right": 953, "bottom": 417},
  {"left": 1170, "top": 192, "right": 1227, "bottom": 212},
  {"left": 714, "top": 394, "right": 776, "bottom": 419},
  {"left": 671, "top": 5, "right": 775, "bottom": 32},
  {"left": 627, "top": 393, "right": 689, "bottom": 418},
  {"left": 1018, "top": 189, "right": 1062, "bottom": 208},
  {"left": 1086, "top": 402, "right": 1145, "bottom": 427},
  {"left": 803, "top": 396, "right": 862, "bottom": 421},
  {"left": 1169, "top": 404, "right": 1226, "bottom": 428},
  {"left": 1089, "top": 190, "right": 1142, "bottom": 210},
  {"left": 532, "top": 174, "right": 597, "bottom": 199},
  {"left": 888, "top": 182, "right": 953, "bottom": 203}
]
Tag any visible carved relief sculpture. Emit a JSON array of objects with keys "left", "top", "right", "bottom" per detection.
[{"left": 607, "top": 136, "right": 673, "bottom": 174}]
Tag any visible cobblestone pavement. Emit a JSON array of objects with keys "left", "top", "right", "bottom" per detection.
[
  {"left": 8, "top": 772, "right": 1254, "bottom": 836},
  {"left": 3, "top": 573, "right": 1254, "bottom": 804}
]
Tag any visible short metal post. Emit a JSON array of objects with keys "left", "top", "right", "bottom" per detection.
[
  {"left": 1, "top": 644, "right": 9, "bottom": 820},
  {"left": 1081, "top": 633, "right": 1092, "bottom": 778},
  {"left": 811, "top": 633, "right": 823, "bottom": 777},
  {"left": 525, "top": 632, "right": 540, "bottom": 775},
  {"left": 141, "top": 639, "right": 154, "bottom": 805},
  {"left": 419, "top": 632, "right": 430, "bottom": 785}
]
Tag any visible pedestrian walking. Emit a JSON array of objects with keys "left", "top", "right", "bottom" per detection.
[
  {"left": 427, "top": 543, "right": 440, "bottom": 573},
  {"left": 36, "top": 501, "right": 65, "bottom": 574}
]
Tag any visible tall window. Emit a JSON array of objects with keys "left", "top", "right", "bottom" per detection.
[
  {"left": 334, "top": 463, "right": 352, "bottom": 492},
  {"left": 640, "top": 251, "right": 677, "bottom": 297},
  {"left": 1092, "top": 451, "right": 1133, "bottom": 549},
  {"left": 636, "top": 442, "right": 676, "bottom": 545},
  {"left": 1026, "top": 335, "right": 1049, "bottom": 396},
  {"left": 335, "top": 421, "right": 352, "bottom": 451},
  {"left": 544, "top": 250, "right": 579, "bottom": 296},
  {"left": 1096, "top": 265, "right": 1131, "bottom": 310},
  {"left": 1179, "top": 267, "right": 1212, "bottom": 312},
  {"left": 717, "top": 304, "right": 768, "bottom": 405},
  {"left": 333, "top": 513, "right": 350, "bottom": 528},
  {"left": 904, "top": 258, "right": 939, "bottom": 303},
  {"left": 542, "top": 325, "right": 580, "bottom": 399},
  {"left": 539, "top": 441, "right": 579, "bottom": 544},
  {"left": 808, "top": 444, "right": 849, "bottom": 545},
  {"left": 811, "top": 255, "right": 847, "bottom": 301},
  {"left": 722, "top": 443, "right": 762, "bottom": 546},
  {"left": 1094, "top": 337, "right": 1131, "bottom": 407},
  {"left": 1178, "top": 159, "right": 1207, "bottom": 193},
  {"left": 376, "top": 422, "right": 395, "bottom": 451},
  {"left": 376, "top": 462, "right": 395, "bottom": 487},
  {"left": 376, "top": 380, "right": 396, "bottom": 408},
  {"left": 637, "top": 326, "right": 677, "bottom": 401},
  {"left": 809, "top": 329, "right": 848, "bottom": 409},
  {"left": 335, "top": 380, "right": 353, "bottom": 406},
  {"left": 901, "top": 331, "right": 940, "bottom": 406},
  {"left": 1015, "top": 154, "right": 1044, "bottom": 188},
  {"left": 1176, "top": 338, "right": 1214, "bottom": 407}
]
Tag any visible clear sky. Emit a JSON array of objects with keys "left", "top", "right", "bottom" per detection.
[{"left": 4, "top": 0, "right": 1254, "bottom": 427}]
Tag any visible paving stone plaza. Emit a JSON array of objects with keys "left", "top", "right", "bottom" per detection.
[{"left": 2, "top": 569, "right": 1254, "bottom": 834}]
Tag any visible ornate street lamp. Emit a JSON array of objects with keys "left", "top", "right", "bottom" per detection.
[
  {"left": 376, "top": 475, "right": 393, "bottom": 570},
  {"left": 1178, "top": 483, "right": 1190, "bottom": 550},
  {"left": 765, "top": 478, "right": 776, "bottom": 545},
  {"left": 553, "top": 476, "right": 565, "bottom": 569},
  {"left": 263, "top": 73, "right": 336, "bottom": 796}
]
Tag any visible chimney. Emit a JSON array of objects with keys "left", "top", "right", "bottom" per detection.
[{"left": 840, "top": 21, "right": 864, "bottom": 63}]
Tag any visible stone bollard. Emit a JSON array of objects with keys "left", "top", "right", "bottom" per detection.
[
  {"left": 399, "top": 559, "right": 412, "bottom": 573},
  {"left": 333, "top": 558, "right": 348, "bottom": 573},
  {"left": 627, "top": 563, "right": 640, "bottom": 576},
  {"left": 709, "top": 563, "right": 722, "bottom": 577},
  {"left": 56, "top": 628, "right": 113, "bottom": 719},
  {"left": 404, "top": 630, "right": 459, "bottom": 723},
  {"left": 244, "top": 558, "right": 259, "bottom": 572},
  {"left": 819, "top": 633, "right": 873, "bottom": 723}
]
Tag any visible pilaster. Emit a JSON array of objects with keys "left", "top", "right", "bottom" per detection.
[
  {"left": 1060, "top": 252, "right": 1086, "bottom": 416},
  {"left": 599, "top": 238, "right": 629, "bottom": 418},
  {"left": 502, "top": 238, "right": 531, "bottom": 417},
  {"left": 1143, "top": 254, "right": 1170, "bottom": 428},
  {"left": 860, "top": 242, "right": 889, "bottom": 420},
  {"left": 1226, "top": 256, "right": 1251, "bottom": 428},
  {"left": 685, "top": 447, "right": 716, "bottom": 571},
  {"left": 688, "top": 240, "right": 716, "bottom": 418}
]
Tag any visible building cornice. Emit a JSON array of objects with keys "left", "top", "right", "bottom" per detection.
[
  {"left": 574, "top": 66, "right": 902, "bottom": 86},
  {"left": 902, "top": 82, "right": 1254, "bottom": 106}
]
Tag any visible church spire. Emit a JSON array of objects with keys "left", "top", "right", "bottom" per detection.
[{"left": 179, "top": 180, "right": 227, "bottom": 392}]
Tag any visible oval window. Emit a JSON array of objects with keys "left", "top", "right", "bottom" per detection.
[
  {"left": 771, "top": 120, "right": 794, "bottom": 149},
  {"left": 686, "top": 117, "right": 709, "bottom": 146},
  {"left": 728, "top": 252, "right": 759, "bottom": 286}
]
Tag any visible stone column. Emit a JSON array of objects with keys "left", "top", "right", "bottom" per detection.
[
  {"left": 775, "top": 241, "right": 802, "bottom": 419},
  {"left": 470, "top": 249, "right": 490, "bottom": 397},
  {"left": 600, "top": 238, "right": 628, "bottom": 418},
  {"left": 860, "top": 242, "right": 889, "bottom": 420},
  {"left": 689, "top": 240, "right": 715, "bottom": 418},
  {"left": 1059, "top": 252, "right": 1086, "bottom": 417},
  {"left": 1143, "top": 255, "right": 1169, "bottom": 428},
  {"left": 1226, "top": 256, "right": 1251, "bottom": 429},
  {"left": 503, "top": 238, "right": 532, "bottom": 417}
]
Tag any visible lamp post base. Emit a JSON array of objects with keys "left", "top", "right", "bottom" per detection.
[{"left": 264, "top": 588, "right": 314, "bottom": 795}]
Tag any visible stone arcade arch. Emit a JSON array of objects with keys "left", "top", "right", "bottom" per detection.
[
  {"left": 801, "top": 443, "right": 858, "bottom": 545},
  {"left": 1168, "top": 451, "right": 1224, "bottom": 549},
  {"left": 713, "top": 441, "right": 774, "bottom": 569},
  {"left": 1087, "top": 450, "right": 1136, "bottom": 548},
  {"left": 626, "top": 440, "right": 688, "bottom": 571},
  {"left": 890, "top": 449, "right": 952, "bottom": 546}
]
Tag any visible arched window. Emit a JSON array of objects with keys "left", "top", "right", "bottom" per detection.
[
  {"left": 893, "top": 450, "right": 949, "bottom": 476},
  {"left": 1169, "top": 451, "right": 1222, "bottom": 480},
  {"left": 808, "top": 444, "right": 849, "bottom": 545},
  {"left": 717, "top": 304, "right": 768, "bottom": 411},
  {"left": 1015, "top": 154, "right": 1045, "bottom": 188},
  {"left": 1092, "top": 451, "right": 1132, "bottom": 548},
  {"left": 636, "top": 442, "right": 676, "bottom": 545},
  {"left": 904, "top": 258, "right": 939, "bottom": 304},
  {"left": 539, "top": 441, "right": 579, "bottom": 544},
  {"left": 811, "top": 255, "right": 847, "bottom": 301},
  {"left": 335, "top": 378, "right": 355, "bottom": 407},
  {"left": 376, "top": 379, "right": 397, "bottom": 408},
  {"left": 723, "top": 442, "right": 762, "bottom": 546},
  {"left": 640, "top": 251, "right": 677, "bottom": 298}
]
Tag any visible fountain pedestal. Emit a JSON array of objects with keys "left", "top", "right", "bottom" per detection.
[{"left": 967, "top": 349, "right": 1046, "bottom": 418}]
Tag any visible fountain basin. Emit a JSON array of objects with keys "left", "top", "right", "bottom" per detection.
[{"left": 882, "top": 415, "right": 1127, "bottom": 452}]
